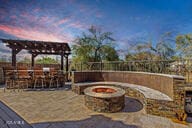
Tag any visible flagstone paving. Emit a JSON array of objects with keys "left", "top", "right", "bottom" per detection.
[{"left": 0, "top": 87, "right": 191, "bottom": 128}]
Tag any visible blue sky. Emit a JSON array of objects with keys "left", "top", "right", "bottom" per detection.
[{"left": 0, "top": 0, "right": 192, "bottom": 58}]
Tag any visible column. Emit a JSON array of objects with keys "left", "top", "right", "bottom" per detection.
[
  {"left": 12, "top": 49, "right": 16, "bottom": 67},
  {"left": 61, "top": 55, "right": 64, "bottom": 70}
]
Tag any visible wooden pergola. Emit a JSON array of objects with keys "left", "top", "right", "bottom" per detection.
[{"left": 0, "top": 39, "right": 71, "bottom": 71}]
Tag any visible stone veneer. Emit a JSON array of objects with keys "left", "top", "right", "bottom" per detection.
[
  {"left": 84, "top": 86, "right": 125, "bottom": 112},
  {"left": 72, "top": 71, "right": 186, "bottom": 118}
]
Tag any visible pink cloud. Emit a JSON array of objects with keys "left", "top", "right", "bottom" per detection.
[
  {"left": 0, "top": 10, "right": 90, "bottom": 43},
  {"left": 19, "top": 12, "right": 38, "bottom": 25},
  {"left": 15, "top": 9, "right": 90, "bottom": 32},
  {"left": 39, "top": 16, "right": 50, "bottom": 23},
  {"left": 56, "top": 17, "right": 70, "bottom": 26},
  {"left": 33, "top": 8, "right": 41, "bottom": 13},
  {"left": 68, "top": 21, "right": 88, "bottom": 30},
  {"left": 0, "top": 25, "right": 73, "bottom": 42},
  {"left": 10, "top": 15, "right": 17, "bottom": 19},
  {"left": 19, "top": 12, "right": 51, "bottom": 25}
]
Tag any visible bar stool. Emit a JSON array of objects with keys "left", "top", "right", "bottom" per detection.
[
  {"left": 17, "top": 69, "right": 32, "bottom": 89},
  {"left": 49, "top": 68, "right": 59, "bottom": 88},
  {"left": 57, "top": 70, "right": 65, "bottom": 87},
  {"left": 3, "top": 67, "right": 15, "bottom": 92},
  {"left": 4, "top": 69, "right": 25, "bottom": 92},
  {"left": 33, "top": 69, "right": 45, "bottom": 89}
]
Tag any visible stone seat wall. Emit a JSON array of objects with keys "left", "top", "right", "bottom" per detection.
[
  {"left": 73, "top": 81, "right": 172, "bottom": 101},
  {"left": 72, "top": 71, "right": 185, "bottom": 118}
]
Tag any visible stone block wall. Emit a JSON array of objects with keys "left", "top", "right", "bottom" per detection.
[
  {"left": 85, "top": 93, "right": 125, "bottom": 113},
  {"left": 145, "top": 78, "right": 185, "bottom": 118},
  {"left": 72, "top": 71, "right": 179, "bottom": 98}
]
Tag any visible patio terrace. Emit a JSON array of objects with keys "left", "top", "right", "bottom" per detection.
[{"left": 0, "top": 84, "right": 191, "bottom": 128}]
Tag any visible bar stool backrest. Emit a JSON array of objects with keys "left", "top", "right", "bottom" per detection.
[
  {"left": 17, "top": 66, "right": 28, "bottom": 70},
  {"left": 33, "top": 66, "right": 42, "bottom": 70},
  {"left": 3, "top": 66, "right": 15, "bottom": 79},
  {"left": 34, "top": 69, "right": 44, "bottom": 77},
  {"left": 50, "top": 68, "right": 58, "bottom": 76},
  {"left": 17, "top": 70, "right": 29, "bottom": 77},
  {"left": 17, "top": 66, "right": 28, "bottom": 77}
]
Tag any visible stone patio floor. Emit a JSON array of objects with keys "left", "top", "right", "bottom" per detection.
[{"left": 0, "top": 85, "right": 192, "bottom": 128}]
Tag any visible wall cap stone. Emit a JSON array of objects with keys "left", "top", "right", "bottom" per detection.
[{"left": 72, "top": 71, "right": 185, "bottom": 79}]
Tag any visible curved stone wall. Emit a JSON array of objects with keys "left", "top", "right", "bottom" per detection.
[{"left": 72, "top": 71, "right": 184, "bottom": 99}]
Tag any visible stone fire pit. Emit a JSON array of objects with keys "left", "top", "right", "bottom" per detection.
[{"left": 84, "top": 86, "right": 125, "bottom": 112}]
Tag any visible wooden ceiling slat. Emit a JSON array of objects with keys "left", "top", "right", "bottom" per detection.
[{"left": 31, "top": 52, "right": 64, "bottom": 55}]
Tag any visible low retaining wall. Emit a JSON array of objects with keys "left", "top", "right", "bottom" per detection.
[{"left": 72, "top": 71, "right": 185, "bottom": 118}]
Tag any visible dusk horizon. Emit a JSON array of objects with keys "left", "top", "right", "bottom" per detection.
[{"left": 0, "top": 0, "right": 192, "bottom": 59}]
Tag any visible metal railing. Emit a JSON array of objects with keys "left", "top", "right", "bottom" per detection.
[{"left": 73, "top": 60, "right": 192, "bottom": 82}]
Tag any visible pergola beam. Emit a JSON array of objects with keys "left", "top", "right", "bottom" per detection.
[{"left": 30, "top": 52, "right": 66, "bottom": 55}]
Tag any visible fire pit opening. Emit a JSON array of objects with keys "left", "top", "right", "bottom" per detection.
[
  {"left": 84, "top": 85, "right": 125, "bottom": 113},
  {"left": 92, "top": 87, "right": 117, "bottom": 93}
]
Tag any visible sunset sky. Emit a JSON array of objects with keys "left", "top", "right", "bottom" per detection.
[{"left": 0, "top": 0, "right": 192, "bottom": 58}]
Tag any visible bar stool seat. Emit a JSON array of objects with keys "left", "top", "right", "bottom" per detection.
[{"left": 18, "top": 76, "right": 31, "bottom": 79}]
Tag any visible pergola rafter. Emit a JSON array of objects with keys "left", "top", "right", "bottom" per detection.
[{"left": 0, "top": 39, "right": 71, "bottom": 71}]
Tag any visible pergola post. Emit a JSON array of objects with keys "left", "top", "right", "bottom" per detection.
[
  {"left": 61, "top": 55, "right": 64, "bottom": 70},
  {"left": 65, "top": 55, "right": 69, "bottom": 72},
  {"left": 11, "top": 48, "right": 21, "bottom": 68},
  {"left": 31, "top": 53, "right": 38, "bottom": 68},
  {"left": 12, "top": 49, "right": 16, "bottom": 67},
  {"left": 32, "top": 55, "right": 34, "bottom": 67}
]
